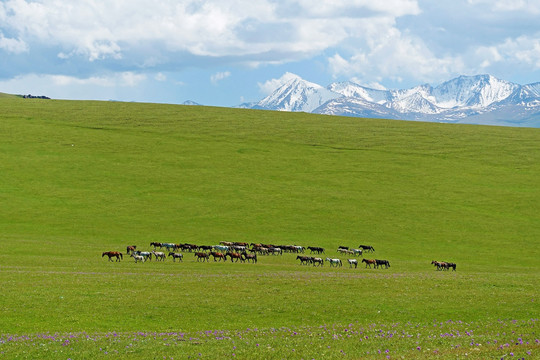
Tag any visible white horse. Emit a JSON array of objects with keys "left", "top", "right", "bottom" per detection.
[
  {"left": 131, "top": 253, "right": 145, "bottom": 263},
  {"left": 351, "top": 248, "right": 363, "bottom": 256},
  {"left": 213, "top": 245, "right": 229, "bottom": 252},
  {"left": 326, "top": 258, "right": 342, "bottom": 267},
  {"left": 348, "top": 259, "right": 358, "bottom": 268},
  {"left": 134, "top": 251, "right": 152, "bottom": 261},
  {"left": 152, "top": 251, "right": 166, "bottom": 261}
]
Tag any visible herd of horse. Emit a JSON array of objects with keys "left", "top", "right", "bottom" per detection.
[
  {"left": 102, "top": 242, "right": 456, "bottom": 271},
  {"left": 295, "top": 256, "right": 390, "bottom": 269},
  {"left": 431, "top": 260, "right": 457, "bottom": 271}
]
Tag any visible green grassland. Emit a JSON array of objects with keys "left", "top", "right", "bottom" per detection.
[{"left": 0, "top": 96, "right": 538, "bottom": 359}]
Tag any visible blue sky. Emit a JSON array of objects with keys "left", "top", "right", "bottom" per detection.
[{"left": 1, "top": 0, "right": 540, "bottom": 106}]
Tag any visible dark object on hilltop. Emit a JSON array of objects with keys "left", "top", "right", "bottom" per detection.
[{"left": 21, "top": 94, "right": 51, "bottom": 99}]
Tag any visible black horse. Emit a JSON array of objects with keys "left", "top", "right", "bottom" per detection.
[
  {"left": 307, "top": 246, "right": 325, "bottom": 254},
  {"left": 358, "top": 245, "right": 375, "bottom": 252},
  {"left": 296, "top": 255, "right": 312, "bottom": 265}
]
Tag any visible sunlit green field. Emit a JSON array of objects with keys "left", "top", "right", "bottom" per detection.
[{"left": 0, "top": 96, "right": 538, "bottom": 358}]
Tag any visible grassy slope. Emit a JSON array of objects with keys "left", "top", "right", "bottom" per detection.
[{"left": 0, "top": 97, "right": 538, "bottom": 339}]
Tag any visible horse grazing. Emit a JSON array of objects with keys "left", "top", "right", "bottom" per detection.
[
  {"left": 446, "top": 262, "right": 457, "bottom": 271},
  {"left": 358, "top": 245, "right": 375, "bottom": 252},
  {"left": 102, "top": 251, "right": 123, "bottom": 262},
  {"left": 195, "top": 252, "right": 209, "bottom": 262},
  {"left": 348, "top": 259, "right": 358, "bottom": 268},
  {"left": 242, "top": 252, "right": 257, "bottom": 263},
  {"left": 150, "top": 242, "right": 162, "bottom": 249},
  {"left": 375, "top": 259, "right": 390, "bottom": 269},
  {"left": 131, "top": 253, "right": 145, "bottom": 263},
  {"left": 326, "top": 258, "right": 342, "bottom": 267},
  {"left": 168, "top": 252, "right": 183, "bottom": 262},
  {"left": 312, "top": 257, "right": 324, "bottom": 266},
  {"left": 126, "top": 245, "right": 137, "bottom": 255},
  {"left": 152, "top": 251, "right": 166, "bottom": 261},
  {"left": 362, "top": 258, "right": 376, "bottom": 268}
]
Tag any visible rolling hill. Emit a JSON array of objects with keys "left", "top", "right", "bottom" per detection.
[{"left": 0, "top": 96, "right": 538, "bottom": 358}]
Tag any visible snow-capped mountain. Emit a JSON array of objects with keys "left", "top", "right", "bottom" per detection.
[
  {"left": 256, "top": 75, "right": 341, "bottom": 113},
  {"left": 431, "top": 75, "right": 519, "bottom": 109},
  {"left": 247, "top": 74, "right": 540, "bottom": 127}
]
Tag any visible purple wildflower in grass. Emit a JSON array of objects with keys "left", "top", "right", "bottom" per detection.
[{"left": 510, "top": 353, "right": 514, "bottom": 356}]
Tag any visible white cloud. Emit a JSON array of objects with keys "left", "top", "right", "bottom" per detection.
[
  {"left": 1, "top": 0, "right": 539, "bottom": 102},
  {"left": 0, "top": 72, "right": 146, "bottom": 93},
  {"left": 0, "top": 0, "right": 421, "bottom": 64},
  {"left": 155, "top": 73, "right": 167, "bottom": 82},
  {"left": 50, "top": 72, "right": 147, "bottom": 87},
  {"left": 257, "top": 72, "right": 301, "bottom": 95},
  {"left": 210, "top": 71, "right": 231, "bottom": 84},
  {"left": 473, "top": 35, "right": 540, "bottom": 70},
  {"left": 467, "top": 0, "right": 540, "bottom": 13},
  {"left": 328, "top": 27, "right": 465, "bottom": 85},
  {"left": 0, "top": 32, "right": 28, "bottom": 53}
]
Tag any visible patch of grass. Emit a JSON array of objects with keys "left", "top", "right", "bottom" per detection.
[{"left": 0, "top": 98, "right": 538, "bottom": 358}]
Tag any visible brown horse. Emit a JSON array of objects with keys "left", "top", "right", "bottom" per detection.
[
  {"left": 431, "top": 260, "right": 446, "bottom": 271},
  {"left": 241, "top": 252, "right": 257, "bottom": 263},
  {"left": 126, "top": 245, "right": 136, "bottom": 254},
  {"left": 102, "top": 251, "right": 123, "bottom": 262},
  {"left": 195, "top": 252, "right": 209, "bottom": 262},
  {"left": 362, "top": 258, "right": 376, "bottom": 268},
  {"left": 210, "top": 251, "right": 226, "bottom": 262},
  {"left": 225, "top": 251, "right": 243, "bottom": 263}
]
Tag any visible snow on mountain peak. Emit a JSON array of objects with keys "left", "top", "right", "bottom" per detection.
[
  {"left": 257, "top": 76, "right": 340, "bottom": 112},
  {"left": 432, "top": 74, "right": 519, "bottom": 109},
  {"left": 328, "top": 81, "right": 390, "bottom": 104},
  {"left": 248, "top": 74, "right": 540, "bottom": 127}
]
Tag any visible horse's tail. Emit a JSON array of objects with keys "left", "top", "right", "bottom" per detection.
[{"left": 120, "top": 253, "right": 123, "bottom": 259}]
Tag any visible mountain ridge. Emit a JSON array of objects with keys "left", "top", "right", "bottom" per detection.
[{"left": 246, "top": 74, "right": 540, "bottom": 127}]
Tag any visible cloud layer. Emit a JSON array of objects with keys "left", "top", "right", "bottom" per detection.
[{"left": 1, "top": 0, "right": 539, "bottom": 104}]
